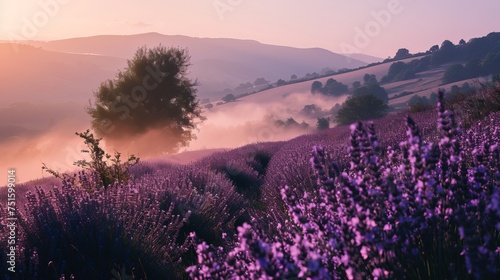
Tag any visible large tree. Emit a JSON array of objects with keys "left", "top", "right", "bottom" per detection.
[
  {"left": 323, "top": 78, "right": 348, "bottom": 96},
  {"left": 311, "top": 81, "right": 323, "bottom": 94},
  {"left": 335, "top": 94, "right": 388, "bottom": 125},
  {"left": 353, "top": 83, "right": 389, "bottom": 103},
  {"left": 87, "top": 46, "right": 204, "bottom": 155}
]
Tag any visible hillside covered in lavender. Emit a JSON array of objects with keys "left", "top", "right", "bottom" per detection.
[
  {"left": 1, "top": 81, "right": 500, "bottom": 279},
  {"left": 5, "top": 0, "right": 500, "bottom": 278}
]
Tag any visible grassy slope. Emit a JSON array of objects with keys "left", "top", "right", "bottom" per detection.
[{"left": 215, "top": 57, "right": 487, "bottom": 113}]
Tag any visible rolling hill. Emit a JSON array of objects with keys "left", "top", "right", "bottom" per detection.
[
  {"left": 3, "top": 32, "right": 498, "bottom": 183},
  {"left": 21, "top": 32, "right": 367, "bottom": 100}
]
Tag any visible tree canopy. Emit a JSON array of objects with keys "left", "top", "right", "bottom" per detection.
[
  {"left": 335, "top": 94, "right": 388, "bottom": 125},
  {"left": 222, "top": 93, "right": 236, "bottom": 102},
  {"left": 311, "top": 81, "right": 323, "bottom": 94},
  {"left": 353, "top": 83, "right": 389, "bottom": 103},
  {"left": 310, "top": 78, "right": 348, "bottom": 96},
  {"left": 87, "top": 45, "right": 204, "bottom": 155},
  {"left": 316, "top": 117, "right": 330, "bottom": 130},
  {"left": 363, "top": 74, "right": 378, "bottom": 85},
  {"left": 394, "top": 48, "right": 411, "bottom": 60},
  {"left": 301, "top": 104, "right": 322, "bottom": 116},
  {"left": 254, "top": 77, "right": 269, "bottom": 86}
]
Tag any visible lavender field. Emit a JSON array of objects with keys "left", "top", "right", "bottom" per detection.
[{"left": 1, "top": 88, "right": 499, "bottom": 279}]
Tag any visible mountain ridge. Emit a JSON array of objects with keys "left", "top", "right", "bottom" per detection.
[{"left": 16, "top": 32, "right": 366, "bottom": 98}]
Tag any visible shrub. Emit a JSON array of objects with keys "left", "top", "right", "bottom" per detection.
[
  {"left": 335, "top": 94, "right": 388, "bottom": 125},
  {"left": 42, "top": 130, "right": 139, "bottom": 190},
  {"left": 446, "top": 81, "right": 500, "bottom": 129}
]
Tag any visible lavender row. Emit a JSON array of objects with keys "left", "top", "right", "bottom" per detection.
[{"left": 188, "top": 92, "right": 500, "bottom": 279}]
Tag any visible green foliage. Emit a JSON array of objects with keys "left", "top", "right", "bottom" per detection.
[
  {"left": 445, "top": 81, "right": 500, "bottom": 129},
  {"left": 335, "top": 94, "right": 388, "bottom": 125},
  {"left": 363, "top": 74, "right": 378, "bottom": 85},
  {"left": 301, "top": 104, "right": 322, "bottom": 116},
  {"left": 222, "top": 93, "right": 236, "bottom": 102},
  {"left": 310, "top": 78, "right": 348, "bottom": 96},
  {"left": 442, "top": 51, "right": 500, "bottom": 84},
  {"left": 422, "top": 33, "right": 500, "bottom": 70},
  {"left": 285, "top": 117, "right": 300, "bottom": 127},
  {"left": 429, "top": 33, "right": 500, "bottom": 84},
  {"left": 381, "top": 57, "right": 431, "bottom": 83},
  {"left": 323, "top": 78, "right": 348, "bottom": 96},
  {"left": 406, "top": 92, "right": 439, "bottom": 114},
  {"left": 481, "top": 51, "right": 500, "bottom": 74},
  {"left": 428, "top": 44, "right": 439, "bottom": 53},
  {"left": 254, "top": 77, "right": 269, "bottom": 86},
  {"left": 450, "top": 82, "right": 474, "bottom": 96},
  {"left": 407, "top": 94, "right": 426, "bottom": 106},
  {"left": 42, "top": 130, "right": 139, "bottom": 190},
  {"left": 276, "top": 79, "right": 287, "bottom": 86},
  {"left": 236, "top": 82, "right": 254, "bottom": 90},
  {"left": 353, "top": 83, "right": 389, "bottom": 103},
  {"left": 431, "top": 39, "right": 456, "bottom": 64},
  {"left": 273, "top": 117, "right": 308, "bottom": 130},
  {"left": 316, "top": 117, "right": 330, "bottom": 130},
  {"left": 324, "top": 69, "right": 336, "bottom": 76},
  {"left": 394, "top": 48, "right": 411, "bottom": 60},
  {"left": 443, "top": 64, "right": 467, "bottom": 84},
  {"left": 407, "top": 95, "right": 434, "bottom": 113},
  {"left": 311, "top": 81, "right": 323, "bottom": 94},
  {"left": 386, "top": 61, "right": 406, "bottom": 79},
  {"left": 274, "top": 119, "right": 286, "bottom": 128},
  {"left": 329, "top": 103, "right": 342, "bottom": 116},
  {"left": 87, "top": 45, "right": 204, "bottom": 154},
  {"left": 408, "top": 101, "right": 433, "bottom": 113}
]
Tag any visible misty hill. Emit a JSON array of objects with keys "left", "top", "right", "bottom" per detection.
[
  {"left": 24, "top": 32, "right": 367, "bottom": 99},
  {"left": 217, "top": 32, "right": 500, "bottom": 116},
  {"left": 0, "top": 44, "right": 126, "bottom": 104}
]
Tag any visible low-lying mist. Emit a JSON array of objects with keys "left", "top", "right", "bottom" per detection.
[
  {"left": 1, "top": 91, "right": 346, "bottom": 184},
  {"left": 0, "top": 120, "right": 89, "bottom": 184},
  {"left": 186, "top": 91, "right": 347, "bottom": 150}
]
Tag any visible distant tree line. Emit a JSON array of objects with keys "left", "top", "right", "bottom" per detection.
[
  {"left": 406, "top": 82, "right": 478, "bottom": 114},
  {"left": 442, "top": 51, "right": 500, "bottom": 83},
  {"left": 335, "top": 94, "right": 388, "bottom": 125},
  {"left": 273, "top": 117, "right": 310, "bottom": 130},
  {"left": 381, "top": 58, "right": 430, "bottom": 83},
  {"left": 381, "top": 32, "right": 500, "bottom": 84},
  {"left": 222, "top": 32, "right": 500, "bottom": 106},
  {"left": 308, "top": 73, "right": 390, "bottom": 125}
]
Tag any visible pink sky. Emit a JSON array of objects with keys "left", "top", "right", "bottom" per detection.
[{"left": 1, "top": 0, "right": 499, "bottom": 57}]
